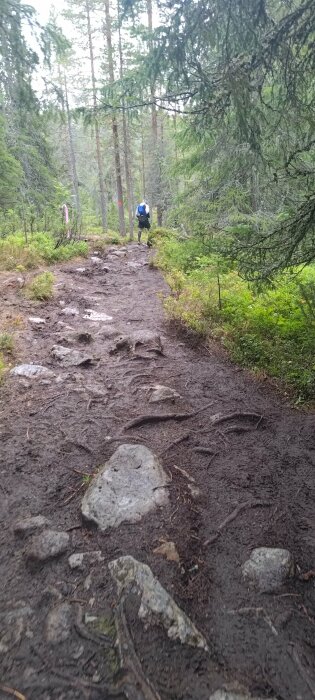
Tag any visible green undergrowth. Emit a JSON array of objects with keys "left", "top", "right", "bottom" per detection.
[
  {"left": 156, "top": 233, "right": 315, "bottom": 401},
  {"left": 0, "top": 232, "right": 88, "bottom": 270},
  {"left": 0, "top": 353, "right": 5, "bottom": 382},
  {"left": 26, "top": 271, "right": 55, "bottom": 301}
]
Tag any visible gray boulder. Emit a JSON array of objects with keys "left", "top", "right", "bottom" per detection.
[
  {"left": 242, "top": 547, "right": 295, "bottom": 593},
  {"left": 51, "top": 344, "right": 94, "bottom": 367},
  {"left": 14, "top": 515, "right": 50, "bottom": 538},
  {"left": 109, "top": 555, "right": 208, "bottom": 650},
  {"left": 81, "top": 444, "right": 169, "bottom": 531},
  {"left": 27, "top": 530, "right": 70, "bottom": 563},
  {"left": 149, "top": 384, "right": 181, "bottom": 403},
  {"left": 45, "top": 603, "right": 72, "bottom": 644},
  {"left": 10, "top": 364, "right": 54, "bottom": 379}
]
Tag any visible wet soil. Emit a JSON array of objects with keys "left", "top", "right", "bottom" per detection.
[{"left": 1, "top": 243, "right": 315, "bottom": 699}]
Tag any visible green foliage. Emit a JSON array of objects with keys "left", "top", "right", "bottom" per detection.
[
  {"left": 158, "top": 234, "right": 315, "bottom": 400},
  {"left": 0, "top": 353, "right": 5, "bottom": 383},
  {"left": 26, "top": 272, "right": 55, "bottom": 301},
  {"left": 0, "top": 333, "right": 14, "bottom": 354},
  {"left": 0, "top": 233, "right": 88, "bottom": 270}
]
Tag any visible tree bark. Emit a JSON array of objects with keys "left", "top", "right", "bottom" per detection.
[
  {"left": 104, "top": 0, "right": 126, "bottom": 237},
  {"left": 117, "top": 1, "right": 134, "bottom": 239},
  {"left": 86, "top": 0, "right": 107, "bottom": 232},
  {"left": 63, "top": 71, "right": 81, "bottom": 232},
  {"left": 147, "top": 0, "right": 162, "bottom": 226}
]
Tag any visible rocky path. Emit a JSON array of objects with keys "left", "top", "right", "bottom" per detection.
[{"left": 1, "top": 243, "right": 315, "bottom": 700}]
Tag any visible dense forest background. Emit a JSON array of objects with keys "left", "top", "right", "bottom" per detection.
[{"left": 1, "top": 0, "right": 315, "bottom": 399}]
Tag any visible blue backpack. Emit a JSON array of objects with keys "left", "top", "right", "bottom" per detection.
[{"left": 138, "top": 204, "right": 146, "bottom": 216}]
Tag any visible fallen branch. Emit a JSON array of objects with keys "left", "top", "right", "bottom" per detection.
[
  {"left": 0, "top": 686, "right": 26, "bottom": 700},
  {"left": 124, "top": 401, "right": 214, "bottom": 431},
  {"left": 203, "top": 500, "right": 271, "bottom": 546},
  {"left": 172, "top": 464, "right": 195, "bottom": 483}
]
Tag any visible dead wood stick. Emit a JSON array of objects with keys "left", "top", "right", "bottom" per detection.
[
  {"left": 0, "top": 686, "right": 26, "bottom": 700},
  {"left": 226, "top": 606, "right": 278, "bottom": 637},
  {"left": 172, "top": 464, "right": 196, "bottom": 483},
  {"left": 203, "top": 500, "right": 271, "bottom": 546},
  {"left": 74, "top": 604, "right": 113, "bottom": 646},
  {"left": 124, "top": 401, "right": 214, "bottom": 431},
  {"left": 210, "top": 411, "right": 263, "bottom": 426},
  {"left": 115, "top": 599, "right": 161, "bottom": 700}
]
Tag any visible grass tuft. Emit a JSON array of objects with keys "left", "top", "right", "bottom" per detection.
[{"left": 26, "top": 272, "right": 55, "bottom": 301}]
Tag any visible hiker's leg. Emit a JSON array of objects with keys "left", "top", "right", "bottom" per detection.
[{"left": 138, "top": 226, "right": 142, "bottom": 243}]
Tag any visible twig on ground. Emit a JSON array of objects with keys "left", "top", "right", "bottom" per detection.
[
  {"left": 61, "top": 483, "right": 85, "bottom": 506},
  {"left": 115, "top": 597, "right": 161, "bottom": 700},
  {"left": 203, "top": 500, "right": 271, "bottom": 546},
  {"left": 172, "top": 464, "right": 195, "bottom": 483},
  {"left": 0, "top": 685, "right": 26, "bottom": 700},
  {"left": 63, "top": 440, "right": 93, "bottom": 455},
  {"left": 226, "top": 606, "right": 278, "bottom": 637}
]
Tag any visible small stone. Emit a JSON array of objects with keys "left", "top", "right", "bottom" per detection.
[
  {"left": 14, "top": 515, "right": 50, "bottom": 538},
  {"left": 83, "top": 309, "right": 113, "bottom": 322},
  {"left": 76, "top": 267, "right": 86, "bottom": 273},
  {"left": 27, "top": 530, "right": 70, "bottom": 563},
  {"left": 84, "top": 573, "right": 92, "bottom": 590},
  {"left": 242, "top": 547, "right": 295, "bottom": 593},
  {"left": 90, "top": 256, "right": 102, "bottom": 264},
  {"left": 149, "top": 384, "right": 180, "bottom": 403},
  {"left": 72, "top": 644, "right": 84, "bottom": 660},
  {"left": 60, "top": 307, "right": 79, "bottom": 316},
  {"left": 68, "top": 550, "right": 104, "bottom": 570},
  {"left": 45, "top": 603, "right": 72, "bottom": 644},
  {"left": 97, "top": 326, "right": 120, "bottom": 339},
  {"left": 28, "top": 316, "right": 46, "bottom": 324},
  {"left": 0, "top": 605, "right": 33, "bottom": 654},
  {"left": 10, "top": 364, "right": 54, "bottom": 379},
  {"left": 81, "top": 444, "right": 169, "bottom": 531},
  {"left": 188, "top": 484, "right": 201, "bottom": 500},
  {"left": 109, "top": 556, "right": 208, "bottom": 650}
]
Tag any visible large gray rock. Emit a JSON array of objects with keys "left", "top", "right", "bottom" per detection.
[
  {"left": 209, "top": 692, "right": 277, "bottom": 700},
  {"left": 242, "top": 547, "right": 295, "bottom": 593},
  {"left": 81, "top": 444, "right": 169, "bottom": 531},
  {"left": 149, "top": 384, "right": 180, "bottom": 403},
  {"left": 14, "top": 515, "right": 50, "bottom": 538},
  {"left": 10, "top": 364, "right": 54, "bottom": 379},
  {"left": 45, "top": 603, "right": 72, "bottom": 644},
  {"left": 109, "top": 556, "right": 208, "bottom": 650},
  {"left": 51, "top": 345, "right": 94, "bottom": 367},
  {"left": 27, "top": 530, "right": 70, "bottom": 563}
]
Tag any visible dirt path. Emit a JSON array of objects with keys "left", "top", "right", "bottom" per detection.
[{"left": 1, "top": 243, "right": 315, "bottom": 700}]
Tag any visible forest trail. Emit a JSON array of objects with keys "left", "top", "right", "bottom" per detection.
[{"left": 1, "top": 243, "right": 315, "bottom": 700}]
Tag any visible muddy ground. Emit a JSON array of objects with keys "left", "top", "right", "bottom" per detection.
[{"left": 1, "top": 243, "right": 315, "bottom": 700}]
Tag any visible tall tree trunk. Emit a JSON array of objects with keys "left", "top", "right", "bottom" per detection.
[
  {"left": 141, "top": 118, "right": 146, "bottom": 197},
  {"left": 117, "top": 1, "right": 134, "bottom": 239},
  {"left": 147, "top": 0, "right": 162, "bottom": 226},
  {"left": 104, "top": 0, "right": 126, "bottom": 237},
  {"left": 63, "top": 71, "right": 81, "bottom": 232},
  {"left": 86, "top": 0, "right": 107, "bottom": 232}
]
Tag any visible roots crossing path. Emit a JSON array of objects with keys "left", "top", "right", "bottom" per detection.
[{"left": 1, "top": 243, "right": 315, "bottom": 700}]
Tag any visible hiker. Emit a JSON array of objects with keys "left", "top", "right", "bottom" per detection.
[{"left": 136, "top": 201, "right": 150, "bottom": 243}]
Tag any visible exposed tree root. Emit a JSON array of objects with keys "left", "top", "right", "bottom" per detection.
[
  {"left": 124, "top": 401, "right": 213, "bottom": 430},
  {"left": 226, "top": 606, "right": 278, "bottom": 637},
  {"left": 288, "top": 644, "right": 315, "bottom": 697},
  {"left": 115, "top": 598, "right": 161, "bottom": 700},
  {"left": 203, "top": 500, "right": 272, "bottom": 546},
  {"left": 159, "top": 433, "right": 190, "bottom": 456},
  {"left": 210, "top": 411, "right": 263, "bottom": 426}
]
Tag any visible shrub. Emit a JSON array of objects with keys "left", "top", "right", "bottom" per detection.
[
  {"left": 0, "top": 333, "right": 14, "bottom": 354},
  {"left": 26, "top": 272, "right": 54, "bottom": 301},
  {"left": 0, "top": 233, "right": 88, "bottom": 270}
]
